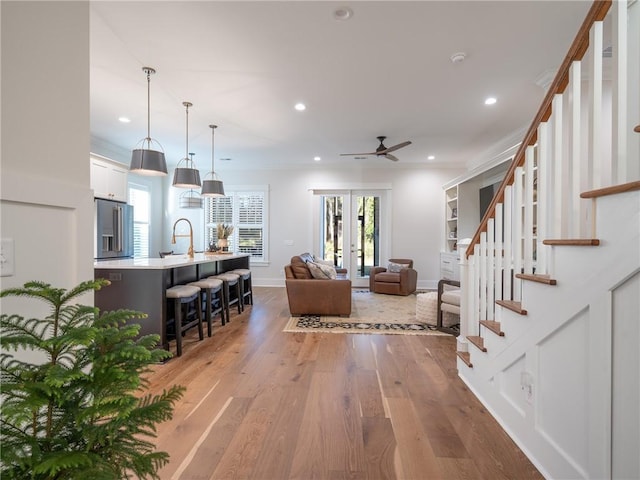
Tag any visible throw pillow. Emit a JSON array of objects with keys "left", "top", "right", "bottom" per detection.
[
  {"left": 387, "top": 262, "right": 410, "bottom": 273},
  {"left": 313, "top": 256, "right": 335, "bottom": 267},
  {"left": 307, "top": 261, "right": 337, "bottom": 279}
]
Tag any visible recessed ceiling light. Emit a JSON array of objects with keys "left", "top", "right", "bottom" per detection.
[
  {"left": 427, "top": 155, "right": 435, "bottom": 160},
  {"left": 313, "top": 156, "right": 321, "bottom": 162},
  {"left": 118, "top": 116, "right": 131, "bottom": 123},
  {"left": 333, "top": 7, "right": 353, "bottom": 21},
  {"left": 484, "top": 97, "right": 497, "bottom": 105},
  {"left": 294, "top": 103, "right": 306, "bottom": 111}
]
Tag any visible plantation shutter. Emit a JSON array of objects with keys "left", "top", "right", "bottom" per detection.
[{"left": 204, "top": 188, "right": 268, "bottom": 262}]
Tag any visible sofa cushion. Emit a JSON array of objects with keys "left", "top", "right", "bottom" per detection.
[
  {"left": 441, "top": 289, "right": 461, "bottom": 306},
  {"left": 375, "top": 271, "right": 401, "bottom": 283},
  {"left": 308, "top": 261, "right": 337, "bottom": 279}
]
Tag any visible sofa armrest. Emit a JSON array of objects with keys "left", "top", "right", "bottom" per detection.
[{"left": 437, "top": 279, "right": 460, "bottom": 329}]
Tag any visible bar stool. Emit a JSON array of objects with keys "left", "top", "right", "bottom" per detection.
[
  {"left": 166, "top": 284, "right": 203, "bottom": 357},
  {"left": 231, "top": 268, "right": 253, "bottom": 308},
  {"left": 188, "top": 277, "right": 226, "bottom": 334},
  {"left": 210, "top": 272, "right": 242, "bottom": 320}
]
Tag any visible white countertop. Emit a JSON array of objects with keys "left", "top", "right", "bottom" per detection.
[{"left": 94, "top": 252, "right": 249, "bottom": 270}]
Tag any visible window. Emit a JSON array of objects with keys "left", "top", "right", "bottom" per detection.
[
  {"left": 204, "top": 186, "right": 268, "bottom": 262},
  {"left": 129, "top": 184, "right": 150, "bottom": 258}
]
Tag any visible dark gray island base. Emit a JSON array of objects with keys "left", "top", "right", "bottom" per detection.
[{"left": 94, "top": 253, "right": 249, "bottom": 350}]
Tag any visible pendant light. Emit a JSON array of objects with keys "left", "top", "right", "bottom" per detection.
[
  {"left": 179, "top": 153, "right": 204, "bottom": 208},
  {"left": 201, "top": 124, "right": 225, "bottom": 197},
  {"left": 130, "top": 67, "right": 168, "bottom": 176},
  {"left": 172, "top": 102, "right": 201, "bottom": 188}
]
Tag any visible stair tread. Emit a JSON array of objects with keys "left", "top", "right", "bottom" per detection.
[
  {"left": 467, "top": 335, "right": 487, "bottom": 352},
  {"left": 580, "top": 180, "right": 640, "bottom": 199},
  {"left": 515, "top": 273, "right": 557, "bottom": 285},
  {"left": 543, "top": 239, "right": 600, "bottom": 246},
  {"left": 495, "top": 300, "right": 528, "bottom": 315},
  {"left": 456, "top": 351, "right": 473, "bottom": 368},
  {"left": 480, "top": 320, "right": 505, "bottom": 336}
]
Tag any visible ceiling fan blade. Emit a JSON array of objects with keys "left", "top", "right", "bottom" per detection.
[
  {"left": 385, "top": 153, "right": 399, "bottom": 162},
  {"left": 382, "top": 140, "right": 412, "bottom": 154},
  {"left": 340, "top": 152, "right": 376, "bottom": 156}
]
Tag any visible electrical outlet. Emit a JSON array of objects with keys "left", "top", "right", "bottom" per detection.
[
  {"left": 521, "top": 371, "right": 534, "bottom": 405},
  {"left": 1, "top": 238, "right": 15, "bottom": 277}
]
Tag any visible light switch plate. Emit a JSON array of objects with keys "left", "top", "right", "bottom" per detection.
[{"left": 1, "top": 238, "right": 15, "bottom": 277}]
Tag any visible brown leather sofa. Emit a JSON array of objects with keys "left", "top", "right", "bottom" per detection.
[
  {"left": 284, "top": 255, "right": 352, "bottom": 316},
  {"left": 369, "top": 258, "right": 417, "bottom": 296}
]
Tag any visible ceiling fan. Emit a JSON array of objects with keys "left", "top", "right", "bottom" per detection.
[{"left": 340, "top": 136, "right": 412, "bottom": 162}]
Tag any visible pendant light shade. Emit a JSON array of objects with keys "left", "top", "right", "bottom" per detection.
[
  {"left": 179, "top": 190, "right": 204, "bottom": 209},
  {"left": 173, "top": 102, "right": 201, "bottom": 188},
  {"left": 201, "top": 124, "right": 225, "bottom": 197},
  {"left": 130, "top": 67, "right": 167, "bottom": 176}
]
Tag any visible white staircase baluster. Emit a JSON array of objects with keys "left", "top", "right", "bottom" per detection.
[
  {"left": 513, "top": 167, "right": 524, "bottom": 301},
  {"left": 570, "top": 60, "right": 582, "bottom": 237},
  {"left": 472, "top": 245, "right": 480, "bottom": 334},
  {"left": 524, "top": 146, "right": 535, "bottom": 274},
  {"left": 487, "top": 218, "right": 495, "bottom": 321},
  {"left": 589, "top": 20, "right": 604, "bottom": 189},
  {"left": 495, "top": 202, "right": 504, "bottom": 301},
  {"left": 612, "top": 0, "right": 628, "bottom": 184},
  {"left": 479, "top": 232, "right": 487, "bottom": 321},
  {"left": 503, "top": 186, "right": 513, "bottom": 301},
  {"left": 552, "top": 93, "right": 564, "bottom": 239},
  {"left": 537, "top": 122, "right": 549, "bottom": 275}
]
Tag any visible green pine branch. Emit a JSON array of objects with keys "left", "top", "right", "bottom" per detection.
[{"left": 1, "top": 279, "right": 185, "bottom": 480}]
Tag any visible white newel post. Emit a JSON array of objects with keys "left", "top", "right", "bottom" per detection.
[{"left": 457, "top": 239, "right": 472, "bottom": 352}]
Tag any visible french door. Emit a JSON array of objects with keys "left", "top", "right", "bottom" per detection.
[{"left": 314, "top": 189, "right": 389, "bottom": 288}]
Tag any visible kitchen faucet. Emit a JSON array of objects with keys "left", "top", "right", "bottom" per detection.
[{"left": 171, "top": 218, "right": 194, "bottom": 258}]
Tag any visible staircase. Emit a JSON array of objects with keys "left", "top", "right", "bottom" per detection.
[{"left": 456, "top": 1, "right": 640, "bottom": 478}]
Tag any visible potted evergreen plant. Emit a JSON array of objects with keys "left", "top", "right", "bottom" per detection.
[{"left": 0, "top": 279, "right": 185, "bottom": 479}]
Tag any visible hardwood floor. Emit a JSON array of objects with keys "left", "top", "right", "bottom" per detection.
[{"left": 146, "top": 287, "right": 543, "bottom": 480}]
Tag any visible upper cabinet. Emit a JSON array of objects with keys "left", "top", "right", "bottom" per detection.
[{"left": 90, "top": 154, "right": 128, "bottom": 202}]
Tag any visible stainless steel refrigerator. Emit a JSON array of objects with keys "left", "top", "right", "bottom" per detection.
[{"left": 95, "top": 198, "right": 134, "bottom": 259}]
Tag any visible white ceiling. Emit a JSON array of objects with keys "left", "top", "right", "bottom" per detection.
[{"left": 90, "top": 1, "right": 592, "bottom": 171}]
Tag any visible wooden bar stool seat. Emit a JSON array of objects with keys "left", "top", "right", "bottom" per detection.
[
  {"left": 188, "top": 277, "right": 226, "bottom": 334},
  {"left": 166, "top": 284, "right": 203, "bottom": 357},
  {"left": 231, "top": 268, "right": 253, "bottom": 308}
]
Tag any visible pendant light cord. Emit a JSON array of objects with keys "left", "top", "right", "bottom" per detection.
[
  {"left": 146, "top": 69, "right": 151, "bottom": 142},
  {"left": 210, "top": 124, "right": 217, "bottom": 174}
]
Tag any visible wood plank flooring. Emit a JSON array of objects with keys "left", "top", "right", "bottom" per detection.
[{"left": 145, "top": 287, "right": 543, "bottom": 480}]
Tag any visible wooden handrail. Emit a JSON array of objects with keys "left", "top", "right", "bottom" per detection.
[{"left": 466, "top": 0, "right": 612, "bottom": 258}]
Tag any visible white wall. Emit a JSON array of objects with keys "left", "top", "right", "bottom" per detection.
[
  {"left": 1, "top": 2, "right": 93, "bottom": 333},
  {"left": 180, "top": 164, "right": 464, "bottom": 289}
]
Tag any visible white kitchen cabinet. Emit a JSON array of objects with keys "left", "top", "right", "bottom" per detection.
[{"left": 90, "top": 154, "right": 128, "bottom": 202}]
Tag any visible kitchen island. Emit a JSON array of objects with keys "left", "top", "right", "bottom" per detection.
[{"left": 94, "top": 253, "right": 249, "bottom": 350}]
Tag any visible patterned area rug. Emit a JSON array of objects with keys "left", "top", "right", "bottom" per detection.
[{"left": 283, "top": 290, "right": 455, "bottom": 336}]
